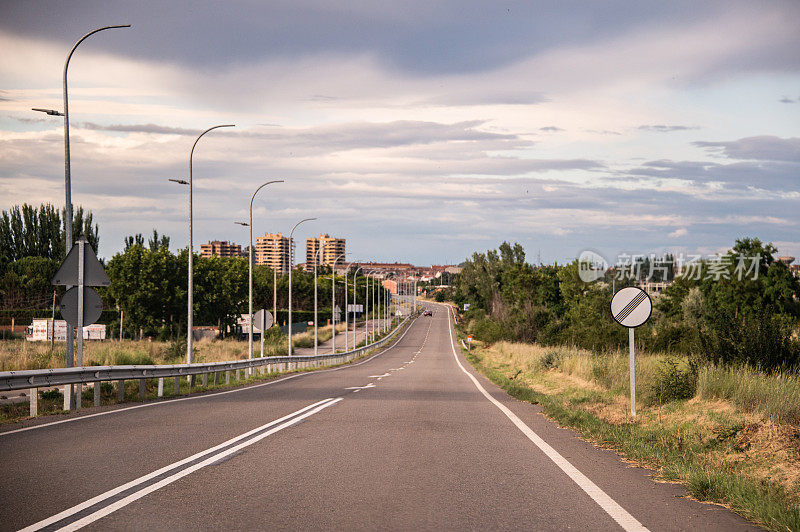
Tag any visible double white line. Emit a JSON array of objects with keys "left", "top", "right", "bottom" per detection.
[{"left": 21, "top": 398, "right": 342, "bottom": 532}]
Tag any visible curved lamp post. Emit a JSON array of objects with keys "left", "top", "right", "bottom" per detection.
[
  {"left": 313, "top": 242, "right": 326, "bottom": 355},
  {"left": 343, "top": 260, "right": 358, "bottom": 352},
  {"left": 288, "top": 217, "right": 316, "bottom": 356},
  {"left": 172, "top": 124, "right": 234, "bottom": 370},
  {"left": 235, "top": 179, "right": 283, "bottom": 367},
  {"left": 330, "top": 251, "right": 349, "bottom": 353},
  {"left": 351, "top": 265, "right": 363, "bottom": 350},
  {"left": 33, "top": 24, "right": 130, "bottom": 410},
  {"left": 365, "top": 269, "right": 379, "bottom": 344}
]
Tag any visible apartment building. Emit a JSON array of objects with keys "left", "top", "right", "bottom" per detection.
[
  {"left": 306, "top": 234, "right": 346, "bottom": 268},
  {"left": 200, "top": 240, "right": 242, "bottom": 258},
  {"left": 255, "top": 232, "right": 290, "bottom": 273}
]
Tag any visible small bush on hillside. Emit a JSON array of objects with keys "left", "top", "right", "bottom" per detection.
[
  {"left": 590, "top": 356, "right": 614, "bottom": 389},
  {"left": 470, "top": 316, "right": 505, "bottom": 343},
  {"left": 40, "top": 389, "right": 62, "bottom": 401},
  {"left": 540, "top": 349, "right": 562, "bottom": 370},
  {"left": 647, "top": 357, "right": 697, "bottom": 404},
  {"left": 163, "top": 337, "right": 186, "bottom": 362}
]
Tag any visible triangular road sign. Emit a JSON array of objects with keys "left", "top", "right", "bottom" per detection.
[{"left": 51, "top": 237, "right": 110, "bottom": 286}]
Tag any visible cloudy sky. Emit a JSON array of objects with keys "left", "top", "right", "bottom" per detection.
[{"left": 1, "top": 1, "right": 798, "bottom": 266}]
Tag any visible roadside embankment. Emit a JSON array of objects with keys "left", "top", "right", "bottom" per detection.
[{"left": 459, "top": 337, "right": 800, "bottom": 532}]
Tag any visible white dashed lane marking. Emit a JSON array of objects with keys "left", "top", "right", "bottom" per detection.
[{"left": 344, "top": 313, "right": 433, "bottom": 392}]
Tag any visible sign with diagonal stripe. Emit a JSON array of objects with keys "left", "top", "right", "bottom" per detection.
[
  {"left": 610, "top": 287, "right": 652, "bottom": 328},
  {"left": 611, "top": 286, "right": 652, "bottom": 418}
]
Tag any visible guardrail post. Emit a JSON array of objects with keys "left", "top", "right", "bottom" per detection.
[
  {"left": 213, "top": 372, "right": 218, "bottom": 385},
  {"left": 235, "top": 369, "right": 241, "bottom": 381},
  {"left": 226, "top": 370, "right": 230, "bottom": 384},
  {"left": 63, "top": 384, "right": 72, "bottom": 411},
  {"left": 189, "top": 375, "right": 195, "bottom": 388},
  {"left": 117, "top": 379, "right": 125, "bottom": 402},
  {"left": 202, "top": 373, "right": 208, "bottom": 387},
  {"left": 174, "top": 376, "right": 180, "bottom": 395},
  {"left": 138, "top": 379, "right": 145, "bottom": 400},
  {"left": 29, "top": 388, "right": 37, "bottom": 417},
  {"left": 157, "top": 378, "right": 164, "bottom": 397},
  {"left": 94, "top": 381, "right": 101, "bottom": 407}
]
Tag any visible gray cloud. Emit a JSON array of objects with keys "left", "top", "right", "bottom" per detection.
[
  {"left": 539, "top": 126, "right": 564, "bottom": 132},
  {"left": 586, "top": 129, "right": 622, "bottom": 136},
  {"left": 626, "top": 158, "right": 799, "bottom": 190},
  {"left": 422, "top": 91, "right": 548, "bottom": 107},
  {"left": 693, "top": 136, "right": 800, "bottom": 162},
  {"left": 3, "top": 0, "right": 797, "bottom": 82},
  {"left": 779, "top": 96, "right": 796, "bottom": 104},
  {"left": 638, "top": 124, "right": 700, "bottom": 132},
  {"left": 79, "top": 122, "right": 202, "bottom": 136}
]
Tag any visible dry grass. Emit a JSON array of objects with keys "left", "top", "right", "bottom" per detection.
[
  {"left": 0, "top": 323, "right": 358, "bottom": 371},
  {"left": 473, "top": 340, "right": 800, "bottom": 522},
  {"left": 0, "top": 336, "right": 260, "bottom": 370}
]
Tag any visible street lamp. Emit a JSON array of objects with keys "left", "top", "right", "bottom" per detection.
[
  {"left": 351, "top": 265, "right": 363, "bottom": 350},
  {"left": 288, "top": 217, "right": 316, "bottom": 356},
  {"left": 235, "top": 180, "right": 283, "bottom": 367},
  {"left": 313, "top": 242, "right": 326, "bottom": 356},
  {"left": 32, "top": 24, "right": 130, "bottom": 410},
  {"left": 342, "top": 260, "right": 357, "bottom": 352},
  {"left": 330, "top": 252, "right": 349, "bottom": 353},
  {"left": 365, "top": 269, "right": 379, "bottom": 344},
  {"left": 176, "top": 124, "right": 235, "bottom": 370}
]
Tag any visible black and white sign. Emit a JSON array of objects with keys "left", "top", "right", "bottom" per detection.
[
  {"left": 610, "top": 287, "right": 652, "bottom": 328},
  {"left": 253, "top": 309, "right": 274, "bottom": 332}
]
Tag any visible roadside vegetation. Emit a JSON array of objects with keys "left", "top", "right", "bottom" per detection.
[
  {"left": 0, "top": 323, "right": 363, "bottom": 372},
  {"left": 0, "top": 318, "right": 408, "bottom": 424},
  {"left": 0, "top": 203, "right": 388, "bottom": 342},
  {"left": 460, "top": 339, "right": 800, "bottom": 531},
  {"left": 436, "top": 238, "right": 800, "bottom": 531}
]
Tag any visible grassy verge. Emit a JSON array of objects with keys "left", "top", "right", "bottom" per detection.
[
  {"left": 0, "top": 318, "right": 412, "bottom": 425},
  {"left": 459, "top": 337, "right": 800, "bottom": 532}
]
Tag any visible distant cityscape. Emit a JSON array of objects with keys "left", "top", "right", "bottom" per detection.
[{"left": 199, "top": 234, "right": 462, "bottom": 289}]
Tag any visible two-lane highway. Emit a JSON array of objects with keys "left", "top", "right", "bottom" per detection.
[{"left": 0, "top": 304, "right": 755, "bottom": 530}]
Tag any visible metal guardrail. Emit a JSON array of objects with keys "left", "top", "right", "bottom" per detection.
[{"left": 0, "top": 315, "right": 415, "bottom": 409}]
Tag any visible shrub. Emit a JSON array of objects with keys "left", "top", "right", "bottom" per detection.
[
  {"left": 471, "top": 316, "right": 505, "bottom": 343},
  {"left": 700, "top": 310, "right": 799, "bottom": 371},
  {"left": 163, "top": 337, "right": 186, "bottom": 362},
  {"left": 40, "top": 389, "right": 62, "bottom": 401},
  {"left": 647, "top": 356, "right": 697, "bottom": 405},
  {"left": 540, "top": 349, "right": 562, "bottom": 370}
]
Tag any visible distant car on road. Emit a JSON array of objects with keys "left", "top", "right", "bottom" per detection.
[{"left": 423, "top": 310, "right": 433, "bottom": 316}]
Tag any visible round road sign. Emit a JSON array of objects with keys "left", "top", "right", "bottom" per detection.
[
  {"left": 59, "top": 286, "right": 103, "bottom": 327},
  {"left": 610, "top": 287, "right": 652, "bottom": 328}
]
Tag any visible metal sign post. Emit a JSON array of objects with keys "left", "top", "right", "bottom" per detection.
[
  {"left": 253, "top": 309, "right": 273, "bottom": 358},
  {"left": 52, "top": 237, "right": 110, "bottom": 409},
  {"left": 610, "top": 286, "right": 652, "bottom": 417},
  {"left": 467, "top": 336, "right": 472, "bottom": 352}
]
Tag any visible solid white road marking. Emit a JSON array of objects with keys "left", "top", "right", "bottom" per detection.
[
  {"left": 369, "top": 373, "right": 391, "bottom": 378},
  {"left": 445, "top": 305, "right": 648, "bottom": 532},
  {"left": 20, "top": 398, "right": 341, "bottom": 532}
]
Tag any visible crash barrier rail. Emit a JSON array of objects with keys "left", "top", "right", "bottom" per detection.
[{"left": 1, "top": 314, "right": 416, "bottom": 417}]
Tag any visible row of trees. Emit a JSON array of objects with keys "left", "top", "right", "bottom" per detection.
[
  {"left": 0, "top": 206, "right": 389, "bottom": 340},
  {"left": 0, "top": 203, "right": 99, "bottom": 264},
  {"left": 451, "top": 239, "right": 800, "bottom": 370}
]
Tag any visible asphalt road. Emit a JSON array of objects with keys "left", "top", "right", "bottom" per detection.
[{"left": 0, "top": 303, "right": 756, "bottom": 531}]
